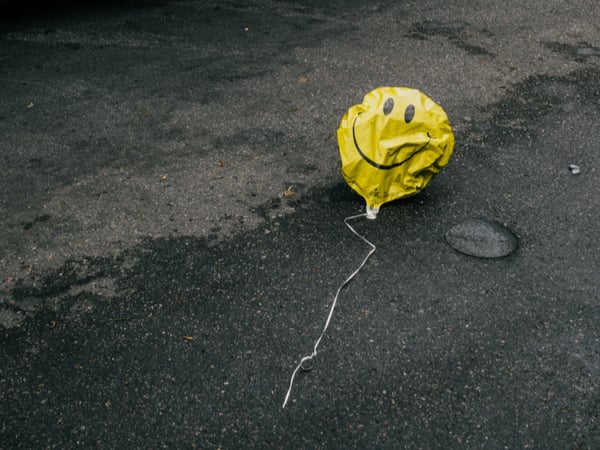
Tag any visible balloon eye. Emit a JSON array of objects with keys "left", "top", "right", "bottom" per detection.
[
  {"left": 383, "top": 98, "right": 394, "bottom": 115},
  {"left": 404, "top": 104, "right": 415, "bottom": 123}
]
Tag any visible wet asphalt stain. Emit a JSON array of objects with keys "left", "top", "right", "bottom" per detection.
[
  {"left": 545, "top": 41, "right": 600, "bottom": 63},
  {"left": 457, "top": 66, "right": 600, "bottom": 157},
  {"left": 406, "top": 20, "right": 494, "bottom": 56},
  {"left": 11, "top": 256, "right": 119, "bottom": 301},
  {"left": 2, "top": 176, "right": 599, "bottom": 448},
  {"left": 2, "top": 68, "right": 600, "bottom": 448},
  {"left": 3, "top": 256, "right": 123, "bottom": 329},
  {"left": 21, "top": 214, "right": 51, "bottom": 231}
]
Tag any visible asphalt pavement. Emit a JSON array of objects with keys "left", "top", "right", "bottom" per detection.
[{"left": 1, "top": 0, "right": 599, "bottom": 448}]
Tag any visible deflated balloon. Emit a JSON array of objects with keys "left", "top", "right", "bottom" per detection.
[{"left": 337, "top": 87, "right": 454, "bottom": 218}]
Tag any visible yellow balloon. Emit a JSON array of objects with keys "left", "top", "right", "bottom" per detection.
[{"left": 337, "top": 87, "right": 454, "bottom": 218}]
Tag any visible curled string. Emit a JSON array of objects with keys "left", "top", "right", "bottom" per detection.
[{"left": 282, "top": 212, "right": 376, "bottom": 408}]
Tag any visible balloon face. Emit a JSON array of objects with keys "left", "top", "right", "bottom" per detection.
[{"left": 337, "top": 87, "right": 454, "bottom": 218}]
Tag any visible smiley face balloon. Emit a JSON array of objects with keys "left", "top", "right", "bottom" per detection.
[{"left": 337, "top": 87, "right": 454, "bottom": 218}]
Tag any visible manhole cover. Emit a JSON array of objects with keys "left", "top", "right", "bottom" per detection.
[{"left": 445, "top": 219, "right": 518, "bottom": 258}]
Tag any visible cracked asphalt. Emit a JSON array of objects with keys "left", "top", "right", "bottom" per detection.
[{"left": 1, "top": 0, "right": 599, "bottom": 448}]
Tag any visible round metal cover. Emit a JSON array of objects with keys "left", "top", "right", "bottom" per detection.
[{"left": 445, "top": 219, "right": 518, "bottom": 258}]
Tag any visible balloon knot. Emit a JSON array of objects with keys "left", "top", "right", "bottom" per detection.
[{"left": 365, "top": 205, "right": 379, "bottom": 219}]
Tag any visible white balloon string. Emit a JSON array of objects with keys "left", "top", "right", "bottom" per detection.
[{"left": 282, "top": 212, "right": 376, "bottom": 408}]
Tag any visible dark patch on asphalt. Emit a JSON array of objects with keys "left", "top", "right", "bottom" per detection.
[
  {"left": 458, "top": 66, "right": 600, "bottom": 155},
  {"left": 11, "top": 257, "right": 118, "bottom": 301},
  {"left": 286, "top": 163, "right": 319, "bottom": 175},
  {"left": 408, "top": 19, "right": 469, "bottom": 39},
  {"left": 2, "top": 68, "right": 600, "bottom": 449},
  {"left": 545, "top": 41, "right": 600, "bottom": 62},
  {"left": 406, "top": 20, "right": 494, "bottom": 56},
  {"left": 21, "top": 214, "right": 51, "bottom": 231},
  {"left": 0, "top": 1, "right": 150, "bottom": 23},
  {"left": 3, "top": 176, "right": 600, "bottom": 448}
]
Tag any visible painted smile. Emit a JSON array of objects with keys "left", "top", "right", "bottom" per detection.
[{"left": 352, "top": 114, "right": 432, "bottom": 170}]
